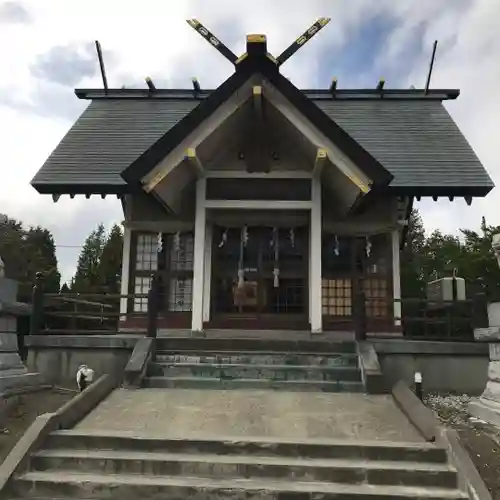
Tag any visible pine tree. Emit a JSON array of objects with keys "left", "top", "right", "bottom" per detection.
[
  {"left": 24, "top": 226, "right": 61, "bottom": 294},
  {"left": 0, "top": 218, "right": 25, "bottom": 281},
  {"left": 460, "top": 217, "right": 500, "bottom": 300},
  {"left": 0, "top": 217, "right": 60, "bottom": 301},
  {"left": 98, "top": 224, "right": 123, "bottom": 293},
  {"left": 72, "top": 223, "right": 106, "bottom": 293},
  {"left": 400, "top": 208, "right": 426, "bottom": 298}
]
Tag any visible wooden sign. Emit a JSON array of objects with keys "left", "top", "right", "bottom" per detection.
[{"left": 233, "top": 281, "right": 258, "bottom": 307}]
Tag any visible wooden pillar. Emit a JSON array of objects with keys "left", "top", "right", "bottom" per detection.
[
  {"left": 192, "top": 177, "right": 207, "bottom": 332},
  {"left": 203, "top": 222, "right": 213, "bottom": 323},
  {"left": 391, "top": 229, "right": 402, "bottom": 327},
  {"left": 119, "top": 227, "right": 132, "bottom": 322},
  {"left": 310, "top": 176, "right": 322, "bottom": 333}
]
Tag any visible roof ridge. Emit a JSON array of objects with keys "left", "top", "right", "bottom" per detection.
[{"left": 75, "top": 88, "right": 459, "bottom": 101}]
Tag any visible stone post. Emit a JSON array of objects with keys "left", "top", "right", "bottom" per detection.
[
  {"left": 0, "top": 258, "right": 43, "bottom": 397},
  {"left": 468, "top": 233, "right": 500, "bottom": 426}
]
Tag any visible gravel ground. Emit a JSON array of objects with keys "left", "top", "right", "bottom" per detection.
[
  {"left": 0, "top": 388, "right": 75, "bottom": 464},
  {"left": 425, "top": 393, "right": 500, "bottom": 499}
]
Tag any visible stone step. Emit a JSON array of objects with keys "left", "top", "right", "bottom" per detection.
[
  {"left": 155, "top": 337, "right": 358, "bottom": 354},
  {"left": 31, "top": 449, "right": 458, "bottom": 489},
  {"left": 154, "top": 351, "right": 358, "bottom": 367},
  {"left": 147, "top": 362, "right": 362, "bottom": 381},
  {"left": 11, "top": 471, "right": 467, "bottom": 500},
  {"left": 45, "top": 431, "right": 448, "bottom": 463},
  {"left": 142, "top": 376, "right": 365, "bottom": 392}
]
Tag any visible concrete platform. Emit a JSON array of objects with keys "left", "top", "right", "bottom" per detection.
[{"left": 76, "top": 389, "right": 423, "bottom": 442}]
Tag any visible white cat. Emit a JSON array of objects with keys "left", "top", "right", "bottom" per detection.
[{"left": 76, "top": 364, "right": 95, "bottom": 392}]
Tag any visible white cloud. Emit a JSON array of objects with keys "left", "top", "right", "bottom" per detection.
[
  {"left": 378, "top": 0, "right": 500, "bottom": 233},
  {"left": 0, "top": 0, "right": 499, "bottom": 283}
]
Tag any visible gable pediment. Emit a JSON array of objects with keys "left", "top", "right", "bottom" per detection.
[{"left": 137, "top": 70, "right": 389, "bottom": 213}]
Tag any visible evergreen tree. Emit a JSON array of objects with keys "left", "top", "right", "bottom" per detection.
[
  {"left": 98, "top": 224, "right": 123, "bottom": 293},
  {"left": 71, "top": 223, "right": 106, "bottom": 293},
  {"left": 0, "top": 217, "right": 60, "bottom": 301},
  {"left": 421, "top": 230, "right": 464, "bottom": 283},
  {"left": 460, "top": 217, "right": 500, "bottom": 300},
  {"left": 400, "top": 208, "right": 426, "bottom": 298},
  {"left": 24, "top": 226, "right": 61, "bottom": 294},
  {"left": 0, "top": 218, "right": 25, "bottom": 281}
]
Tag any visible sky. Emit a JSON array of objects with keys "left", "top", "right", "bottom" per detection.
[{"left": 0, "top": 0, "right": 499, "bottom": 284}]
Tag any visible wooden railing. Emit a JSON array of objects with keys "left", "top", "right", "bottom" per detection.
[
  {"left": 353, "top": 292, "right": 488, "bottom": 341},
  {"left": 27, "top": 271, "right": 489, "bottom": 341},
  {"left": 29, "top": 272, "right": 161, "bottom": 337}
]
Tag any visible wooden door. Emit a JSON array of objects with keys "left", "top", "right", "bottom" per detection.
[{"left": 209, "top": 225, "right": 309, "bottom": 329}]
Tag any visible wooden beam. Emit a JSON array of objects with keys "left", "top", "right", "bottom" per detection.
[
  {"left": 185, "top": 148, "right": 205, "bottom": 177},
  {"left": 313, "top": 148, "right": 327, "bottom": 176},
  {"left": 261, "top": 80, "right": 372, "bottom": 193},
  {"left": 205, "top": 171, "right": 311, "bottom": 179},
  {"left": 145, "top": 147, "right": 203, "bottom": 192},
  {"left": 145, "top": 168, "right": 170, "bottom": 193},
  {"left": 204, "top": 200, "right": 312, "bottom": 210},
  {"left": 142, "top": 78, "right": 255, "bottom": 191},
  {"left": 246, "top": 85, "right": 269, "bottom": 173},
  {"left": 253, "top": 85, "right": 262, "bottom": 115}
]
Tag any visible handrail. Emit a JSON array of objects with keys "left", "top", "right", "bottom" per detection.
[
  {"left": 28, "top": 272, "right": 162, "bottom": 338},
  {"left": 27, "top": 272, "right": 488, "bottom": 341}
]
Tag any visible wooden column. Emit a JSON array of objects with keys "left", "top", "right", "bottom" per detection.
[
  {"left": 310, "top": 175, "right": 322, "bottom": 333},
  {"left": 191, "top": 177, "right": 207, "bottom": 332},
  {"left": 391, "top": 228, "right": 402, "bottom": 326},
  {"left": 119, "top": 227, "right": 132, "bottom": 322},
  {"left": 202, "top": 222, "right": 213, "bottom": 323}
]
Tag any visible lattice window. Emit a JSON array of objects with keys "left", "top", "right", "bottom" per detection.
[
  {"left": 363, "top": 278, "right": 389, "bottom": 318},
  {"left": 322, "top": 279, "right": 352, "bottom": 316},
  {"left": 168, "top": 278, "right": 193, "bottom": 312},
  {"left": 133, "top": 275, "right": 151, "bottom": 313},
  {"left": 168, "top": 233, "right": 194, "bottom": 272},
  {"left": 166, "top": 232, "right": 194, "bottom": 312},
  {"left": 136, "top": 234, "right": 158, "bottom": 271},
  {"left": 267, "top": 278, "right": 305, "bottom": 314}
]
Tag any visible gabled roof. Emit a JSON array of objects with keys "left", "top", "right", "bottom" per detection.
[
  {"left": 30, "top": 89, "right": 494, "bottom": 197},
  {"left": 121, "top": 53, "right": 393, "bottom": 188},
  {"left": 30, "top": 35, "right": 494, "bottom": 199}
]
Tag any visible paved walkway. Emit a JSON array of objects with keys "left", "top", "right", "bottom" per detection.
[{"left": 76, "top": 389, "right": 422, "bottom": 442}]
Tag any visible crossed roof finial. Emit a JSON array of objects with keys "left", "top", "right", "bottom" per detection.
[{"left": 186, "top": 17, "right": 331, "bottom": 69}]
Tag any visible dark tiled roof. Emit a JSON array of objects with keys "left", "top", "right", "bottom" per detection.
[{"left": 31, "top": 90, "right": 494, "bottom": 195}]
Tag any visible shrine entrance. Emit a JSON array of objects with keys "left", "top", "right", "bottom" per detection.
[{"left": 209, "top": 225, "right": 309, "bottom": 329}]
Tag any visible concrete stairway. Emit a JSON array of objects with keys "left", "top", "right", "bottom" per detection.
[
  {"left": 7, "top": 430, "right": 466, "bottom": 499},
  {"left": 143, "top": 337, "right": 364, "bottom": 392}
]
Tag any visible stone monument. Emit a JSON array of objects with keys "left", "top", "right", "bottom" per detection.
[
  {"left": 0, "top": 256, "right": 43, "bottom": 396},
  {"left": 468, "top": 233, "right": 500, "bottom": 426}
]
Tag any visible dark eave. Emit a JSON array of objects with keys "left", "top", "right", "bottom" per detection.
[
  {"left": 121, "top": 54, "right": 393, "bottom": 188},
  {"left": 381, "top": 185, "right": 494, "bottom": 198},
  {"left": 75, "top": 88, "right": 460, "bottom": 101},
  {"left": 31, "top": 182, "right": 133, "bottom": 196}
]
